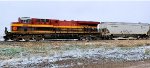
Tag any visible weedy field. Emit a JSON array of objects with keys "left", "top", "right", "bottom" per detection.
[{"left": 0, "top": 40, "right": 150, "bottom": 68}]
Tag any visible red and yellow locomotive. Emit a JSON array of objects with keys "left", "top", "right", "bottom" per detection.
[{"left": 4, "top": 17, "right": 101, "bottom": 41}]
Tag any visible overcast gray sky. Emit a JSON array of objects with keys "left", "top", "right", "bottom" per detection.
[{"left": 0, "top": 1, "right": 150, "bottom": 39}]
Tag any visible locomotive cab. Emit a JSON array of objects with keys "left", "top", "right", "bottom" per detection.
[{"left": 19, "top": 17, "right": 31, "bottom": 32}]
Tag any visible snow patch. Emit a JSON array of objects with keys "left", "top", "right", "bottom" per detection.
[{"left": 1, "top": 45, "right": 150, "bottom": 67}]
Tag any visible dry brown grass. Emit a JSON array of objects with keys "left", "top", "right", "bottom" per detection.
[{"left": 2, "top": 40, "right": 150, "bottom": 47}]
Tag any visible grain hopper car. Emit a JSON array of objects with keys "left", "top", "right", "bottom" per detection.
[{"left": 97, "top": 22, "right": 150, "bottom": 39}]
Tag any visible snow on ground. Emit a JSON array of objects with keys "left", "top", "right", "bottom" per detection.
[{"left": 1, "top": 45, "right": 150, "bottom": 67}]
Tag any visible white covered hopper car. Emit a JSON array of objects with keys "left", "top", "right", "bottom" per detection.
[{"left": 97, "top": 22, "right": 150, "bottom": 39}]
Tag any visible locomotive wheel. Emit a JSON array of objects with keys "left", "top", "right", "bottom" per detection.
[
  {"left": 23, "top": 35, "right": 31, "bottom": 42},
  {"left": 13, "top": 38, "right": 19, "bottom": 42},
  {"left": 35, "top": 35, "right": 43, "bottom": 41},
  {"left": 79, "top": 37, "right": 86, "bottom": 41},
  {"left": 24, "top": 38, "right": 30, "bottom": 42},
  {"left": 35, "top": 38, "right": 40, "bottom": 41},
  {"left": 35, "top": 37, "right": 42, "bottom": 41},
  {"left": 86, "top": 37, "right": 92, "bottom": 41}
]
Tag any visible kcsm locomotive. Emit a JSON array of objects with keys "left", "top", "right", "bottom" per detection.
[{"left": 3, "top": 17, "right": 150, "bottom": 41}]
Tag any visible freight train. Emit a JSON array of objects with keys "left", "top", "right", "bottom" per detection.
[
  {"left": 3, "top": 17, "right": 150, "bottom": 41},
  {"left": 3, "top": 17, "right": 102, "bottom": 41}
]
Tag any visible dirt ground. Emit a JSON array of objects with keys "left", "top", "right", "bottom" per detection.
[{"left": 53, "top": 58, "right": 150, "bottom": 68}]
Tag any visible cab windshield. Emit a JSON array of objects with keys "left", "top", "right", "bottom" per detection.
[{"left": 20, "top": 17, "right": 31, "bottom": 23}]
